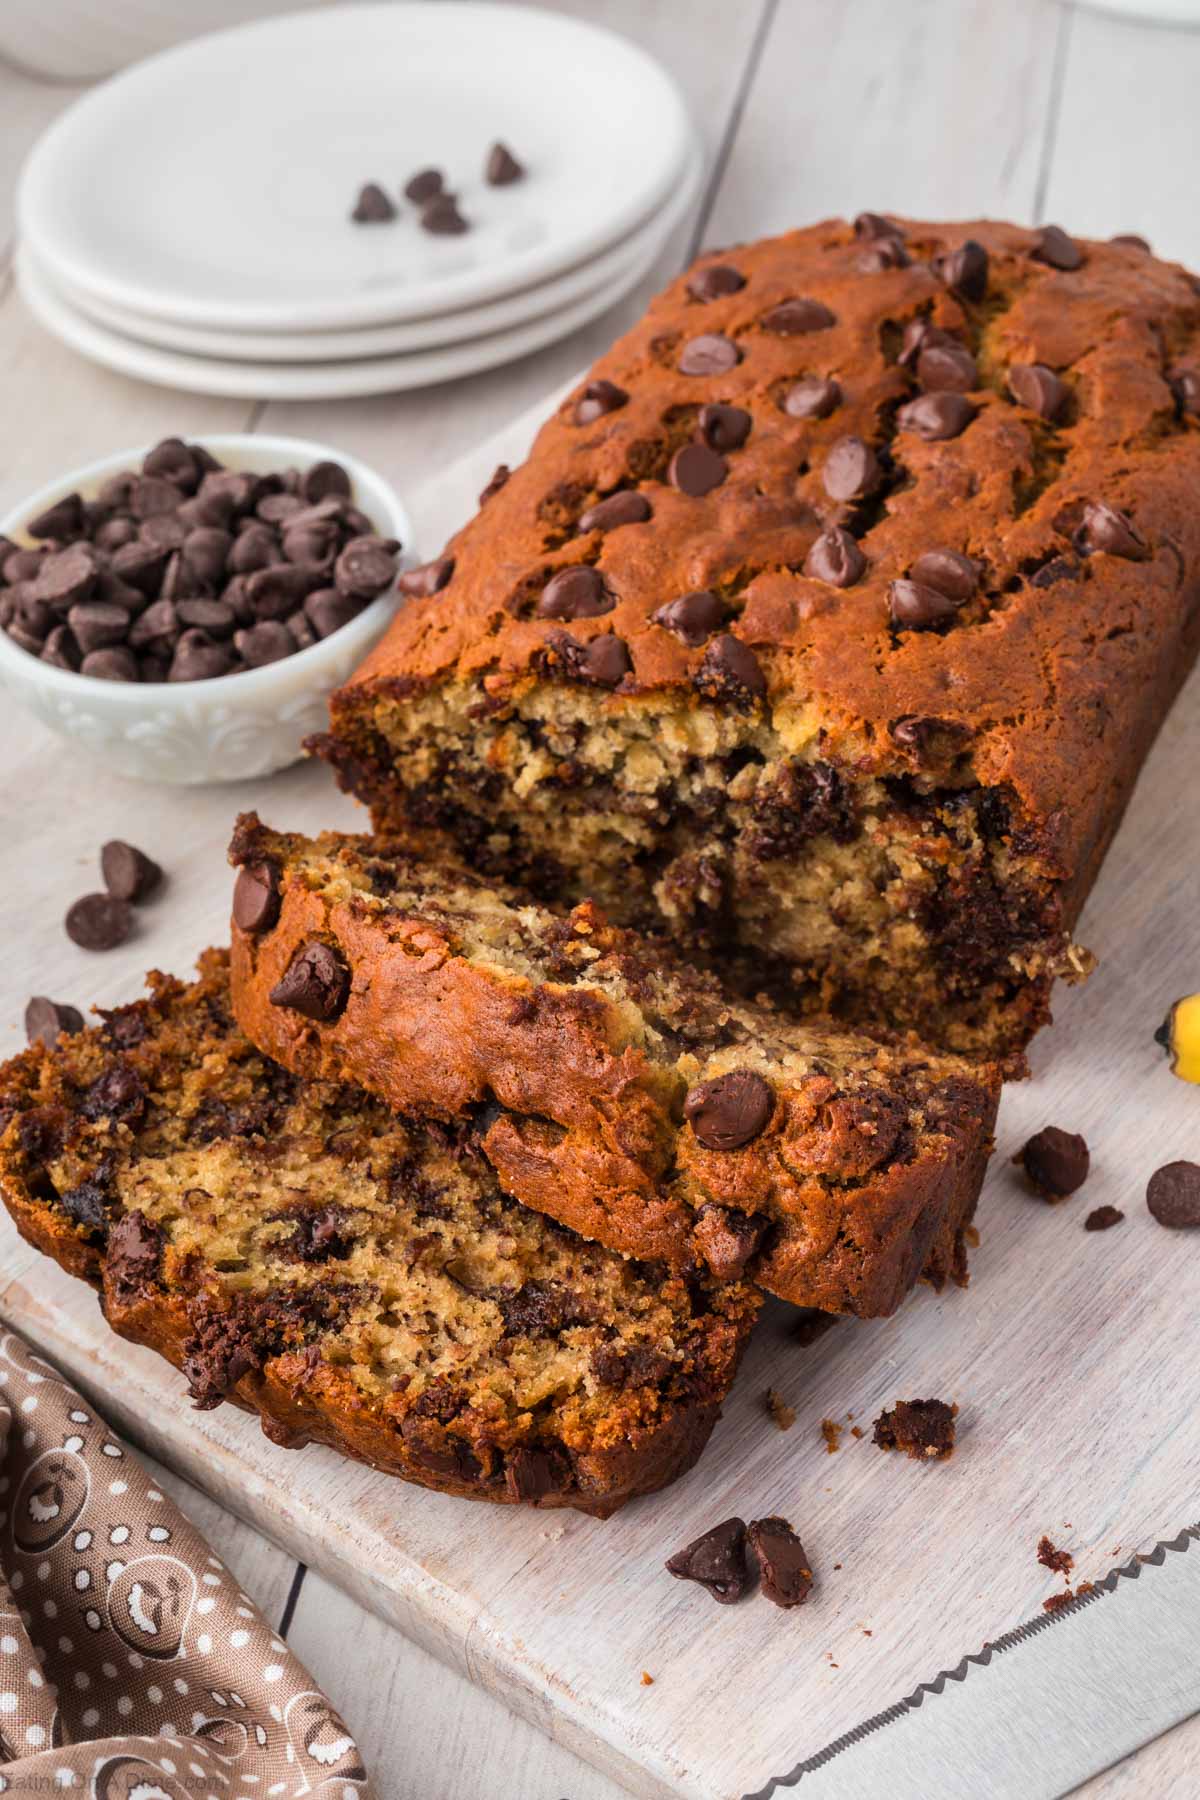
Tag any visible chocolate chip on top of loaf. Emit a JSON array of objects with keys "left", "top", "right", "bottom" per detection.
[
  {"left": 227, "top": 815, "right": 999, "bottom": 1317},
  {"left": 0, "top": 952, "right": 757, "bottom": 1516},
  {"left": 316, "top": 217, "right": 1200, "bottom": 1063}
]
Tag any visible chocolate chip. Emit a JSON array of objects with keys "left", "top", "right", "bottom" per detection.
[
  {"left": 167, "top": 630, "right": 232, "bottom": 681},
  {"left": 65, "top": 892, "right": 134, "bottom": 950},
  {"left": 1112, "top": 232, "right": 1150, "bottom": 250},
  {"left": 898, "top": 392, "right": 976, "bottom": 441},
  {"left": 67, "top": 601, "right": 130, "bottom": 656},
  {"left": 1029, "top": 556, "right": 1078, "bottom": 589},
  {"left": 33, "top": 543, "right": 99, "bottom": 609},
  {"left": 1075, "top": 501, "right": 1146, "bottom": 560},
  {"left": 257, "top": 491, "right": 305, "bottom": 526},
  {"left": 573, "top": 379, "right": 627, "bottom": 424},
  {"left": 421, "top": 193, "right": 468, "bottom": 234},
  {"left": 1085, "top": 1205, "right": 1124, "bottom": 1232},
  {"left": 1147, "top": 1161, "right": 1200, "bottom": 1228},
  {"left": 180, "top": 526, "right": 233, "bottom": 587},
  {"left": 822, "top": 435, "right": 882, "bottom": 501},
  {"left": 94, "top": 517, "right": 138, "bottom": 553},
  {"left": 761, "top": 298, "right": 836, "bottom": 334},
  {"left": 891, "top": 714, "right": 967, "bottom": 752},
  {"left": 1008, "top": 362, "right": 1069, "bottom": 420},
  {"left": 687, "top": 264, "right": 745, "bottom": 302},
  {"left": 888, "top": 579, "right": 962, "bottom": 629},
  {"left": 41, "top": 625, "right": 80, "bottom": 671},
  {"left": 666, "top": 1517, "right": 750, "bottom": 1604},
  {"left": 917, "top": 341, "right": 978, "bottom": 393},
  {"left": 678, "top": 333, "right": 741, "bottom": 376},
  {"left": 143, "top": 437, "right": 201, "bottom": 492},
  {"left": 234, "top": 620, "right": 295, "bottom": 667},
  {"left": 25, "top": 996, "right": 84, "bottom": 1048},
  {"left": 485, "top": 141, "right": 524, "bottom": 185},
  {"left": 536, "top": 566, "right": 613, "bottom": 620},
  {"left": 403, "top": 168, "right": 443, "bottom": 204},
  {"left": 653, "top": 590, "right": 725, "bottom": 647},
  {"left": 4, "top": 547, "right": 47, "bottom": 584},
  {"left": 909, "top": 547, "right": 979, "bottom": 601},
  {"left": 176, "top": 597, "right": 236, "bottom": 637},
  {"left": 131, "top": 475, "right": 182, "bottom": 521},
  {"left": 59, "top": 1180, "right": 109, "bottom": 1232},
  {"left": 1170, "top": 368, "right": 1200, "bottom": 416},
  {"left": 479, "top": 463, "right": 510, "bottom": 505},
  {"left": 334, "top": 536, "right": 398, "bottom": 598},
  {"left": 397, "top": 557, "right": 454, "bottom": 599},
  {"left": 505, "top": 1446, "right": 559, "bottom": 1503},
  {"left": 81, "top": 647, "right": 139, "bottom": 681},
  {"left": 747, "top": 1517, "right": 813, "bottom": 1608},
  {"left": 685, "top": 1069, "right": 774, "bottom": 1149},
  {"left": 111, "top": 541, "right": 170, "bottom": 595},
  {"left": 698, "top": 402, "right": 753, "bottom": 452},
  {"left": 694, "top": 633, "right": 766, "bottom": 704},
  {"left": 28, "top": 493, "right": 84, "bottom": 540},
  {"left": 233, "top": 860, "right": 281, "bottom": 934},
  {"left": 933, "top": 239, "right": 989, "bottom": 301},
  {"left": 579, "top": 633, "right": 632, "bottom": 688},
  {"left": 351, "top": 182, "right": 396, "bottom": 223},
  {"left": 106, "top": 1209, "right": 163, "bottom": 1302},
  {"left": 668, "top": 442, "right": 728, "bottom": 497},
  {"left": 282, "top": 516, "right": 341, "bottom": 570},
  {"left": 269, "top": 940, "right": 350, "bottom": 1022},
  {"left": 854, "top": 212, "right": 904, "bottom": 240},
  {"left": 859, "top": 237, "right": 909, "bottom": 272},
  {"left": 304, "top": 588, "right": 362, "bottom": 638},
  {"left": 1015, "top": 1126, "right": 1090, "bottom": 1198},
  {"left": 101, "top": 840, "right": 162, "bottom": 904},
  {"left": 804, "top": 526, "right": 866, "bottom": 587},
  {"left": 301, "top": 460, "right": 352, "bottom": 504},
  {"left": 897, "top": 318, "right": 956, "bottom": 370},
  {"left": 1033, "top": 225, "right": 1084, "bottom": 270},
  {"left": 783, "top": 375, "right": 841, "bottom": 420},
  {"left": 129, "top": 599, "right": 180, "bottom": 652},
  {"left": 578, "top": 491, "right": 651, "bottom": 533},
  {"left": 81, "top": 1063, "right": 145, "bottom": 1123}
]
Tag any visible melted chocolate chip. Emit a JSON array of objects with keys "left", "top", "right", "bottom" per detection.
[
  {"left": 232, "top": 860, "right": 281, "bottom": 934},
  {"left": 761, "top": 298, "right": 836, "bottom": 335},
  {"left": 653, "top": 590, "right": 726, "bottom": 647},
  {"left": 536, "top": 566, "right": 614, "bottom": 620},
  {"left": 1146, "top": 1161, "right": 1200, "bottom": 1229},
  {"left": 1008, "top": 362, "right": 1069, "bottom": 420},
  {"left": 268, "top": 940, "right": 350, "bottom": 1023},
  {"left": 687, "top": 263, "right": 746, "bottom": 302},
  {"left": 897, "top": 392, "right": 976, "bottom": 441},
  {"left": 685, "top": 1069, "right": 774, "bottom": 1149},
  {"left": 574, "top": 380, "right": 628, "bottom": 425},
  {"left": 783, "top": 375, "right": 842, "bottom": 420},
  {"left": 822, "top": 435, "right": 882, "bottom": 502},
  {"left": 578, "top": 633, "right": 632, "bottom": 688},
  {"left": 81, "top": 1064, "right": 145, "bottom": 1123},
  {"left": 747, "top": 1517, "right": 813, "bottom": 1608},
  {"left": 666, "top": 1517, "right": 750, "bottom": 1604},
  {"left": 1015, "top": 1126, "right": 1090, "bottom": 1198},
  {"left": 693, "top": 633, "right": 766, "bottom": 703},
  {"left": 698, "top": 402, "right": 752, "bottom": 451},
  {"left": 668, "top": 442, "right": 728, "bottom": 497},
  {"left": 578, "top": 491, "right": 651, "bottom": 532},
  {"left": 678, "top": 334, "right": 741, "bottom": 376},
  {"left": 804, "top": 526, "right": 866, "bottom": 587},
  {"left": 106, "top": 1209, "right": 164, "bottom": 1304},
  {"left": 933, "top": 238, "right": 989, "bottom": 301}
]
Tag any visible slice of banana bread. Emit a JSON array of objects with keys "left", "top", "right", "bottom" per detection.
[
  {"left": 316, "top": 216, "right": 1200, "bottom": 1062},
  {"left": 0, "top": 952, "right": 757, "bottom": 1516},
  {"left": 228, "top": 815, "right": 998, "bottom": 1317}
]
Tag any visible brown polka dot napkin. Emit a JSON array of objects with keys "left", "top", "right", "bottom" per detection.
[{"left": 0, "top": 1327, "right": 374, "bottom": 1795}]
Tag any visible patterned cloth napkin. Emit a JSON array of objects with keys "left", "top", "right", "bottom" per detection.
[{"left": 0, "top": 1326, "right": 374, "bottom": 1796}]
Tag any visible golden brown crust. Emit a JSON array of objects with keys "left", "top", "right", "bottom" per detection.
[{"left": 228, "top": 817, "right": 998, "bottom": 1315}]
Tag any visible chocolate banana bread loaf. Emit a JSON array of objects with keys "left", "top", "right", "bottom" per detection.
[
  {"left": 228, "top": 815, "right": 998, "bottom": 1317},
  {"left": 316, "top": 215, "right": 1200, "bottom": 1062},
  {"left": 0, "top": 952, "right": 757, "bottom": 1516}
]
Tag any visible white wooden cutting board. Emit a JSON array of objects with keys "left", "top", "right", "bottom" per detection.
[{"left": 3, "top": 393, "right": 1200, "bottom": 1800}]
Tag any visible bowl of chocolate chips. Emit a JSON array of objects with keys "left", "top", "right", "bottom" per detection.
[{"left": 0, "top": 433, "right": 412, "bottom": 782}]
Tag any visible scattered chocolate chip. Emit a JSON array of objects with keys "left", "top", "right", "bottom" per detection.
[
  {"left": 403, "top": 168, "right": 444, "bottom": 204},
  {"left": 933, "top": 238, "right": 989, "bottom": 301},
  {"left": 65, "top": 892, "right": 134, "bottom": 951},
  {"left": 822, "top": 435, "right": 882, "bottom": 501},
  {"left": 1146, "top": 1161, "right": 1200, "bottom": 1229},
  {"left": 747, "top": 1517, "right": 813, "bottom": 1608},
  {"left": 1085, "top": 1205, "right": 1124, "bottom": 1231},
  {"left": 485, "top": 141, "right": 524, "bottom": 185},
  {"left": 685, "top": 1069, "right": 774, "bottom": 1150},
  {"left": 678, "top": 333, "right": 741, "bottom": 376},
  {"left": 233, "top": 860, "right": 282, "bottom": 934},
  {"left": 666, "top": 1517, "right": 750, "bottom": 1604},
  {"left": 101, "top": 840, "right": 162, "bottom": 904},
  {"left": 653, "top": 590, "right": 725, "bottom": 647},
  {"left": 909, "top": 547, "right": 979, "bottom": 601},
  {"left": 699, "top": 402, "right": 752, "bottom": 451},
  {"left": 536, "top": 566, "right": 614, "bottom": 620},
  {"left": 687, "top": 263, "right": 746, "bottom": 302},
  {"left": 761, "top": 297, "right": 836, "bottom": 334},
  {"left": 578, "top": 633, "right": 632, "bottom": 687},
  {"left": 479, "top": 463, "right": 510, "bottom": 505},
  {"left": 334, "top": 536, "right": 399, "bottom": 598},
  {"left": 397, "top": 557, "right": 454, "bottom": 599},
  {"left": 351, "top": 183, "right": 396, "bottom": 223},
  {"left": 578, "top": 491, "right": 651, "bottom": 533},
  {"left": 854, "top": 212, "right": 904, "bottom": 241},
  {"left": 269, "top": 939, "right": 350, "bottom": 1022},
  {"left": 872, "top": 1397, "right": 957, "bottom": 1461},
  {"left": 888, "top": 579, "right": 962, "bottom": 630},
  {"left": 783, "top": 375, "right": 842, "bottom": 420},
  {"left": 897, "top": 392, "right": 976, "bottom": 440},
  {"left": 1015, "top": 1126, "right": 1090, "bottom": 1198},
  {"left": 917, "top": 341, "right": 978, "bottom": 392},
  {"left": 1008, "top": 362, "right": 1069, "bottom": 420},
  {"left": 573, "top": 379, "right": 627, "bottom": 424},
  {"left": 668, "top": 442, "right": 728, "bottom": 497},
  {"left": 694, "top": 633, "right": 766, "bottom": 703},
  {"left": 81, "top": 647, "right": 139, "bottom": 681},
  {"left": 804, "top": 526, "right": 866, "bottom": 587},
  {"left": 24, "top": 996, "right": 84, "bottom": 1048},
  {"left": 1075, "top": 501, "right": 1147, "bottom": 560},
  {"left": 27, "top": 493, "right": 84, "bottom": 540},
  {"left": 421, "top": 193, "right": 469, "bottom": 235},
  {"left": 1033, "top": 225, "right": 1084, "bottom": 271}
]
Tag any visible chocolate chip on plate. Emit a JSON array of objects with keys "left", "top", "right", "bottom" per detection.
[
  {"left": 485, "top": 141, "right": 524, "bottom": 185},
  {"left": 822, "top": 435, "right": 882, "bottom": 502},
  {"left": 421, "top": 193, "right": 469, "bottom": 235},
  {"left": 684, "top": 1069, "right": 774, "bottom": 1150},
  {"left": 668, "top": 442, "right": 728, "bottom": 497},
  {"left": 666, "top": 1517, "right": 750, "bottom": 1604},
  {"left": 396, "top": 557, "right": 455, "bottom": 599},
  {"left": 805, "top": 526, "right": 866, "bottom": 588},
  {"left": 1008, "top": 363, "right": 1069, "bottom": 421},
  {"left": 897, "top": 392, "right": 977, "bottom": 440},
  {"left": 24, "top": 996, "right": 84, "bottom": 1048},
  {"left": 578, "top": 491, "right": 651, "bottom": 533},
  {"left": 1146, "top": 1161, "right": 1200, "bottom": 1228},
  {"left": 573, "top": 379, "right": 628, "bottom": 424},
  {"left": 887, "top": 579, "right": 962, "bottom": 630},
  {"left": 678, "top": 333, "right": 741, "bottom": 376},
  {"left": 351, "top": 183, "right": 396, "bottom": 223},
  {"left": 65, "top": 892, "right": 134, "bottom": 951},
  {"left": 101, "top": 840, "right": 162, "bottom": 904},
  {"left": 687, "top": 263, "right": 746, "bottom": 302},
  {"left": 761, "top": 298, "right": 836, "bottom": 335},
  {"left": 698, "top": 402, "right": 752, "bottom": 452},
  {"left": 652, "top": 590, "right": 725, "bottom": 647},
  {"left": 747, "top": 1517, "right": 813, "bottom": 1608},
  {"left": 783, "top": 375, "right": 841, "bottom": 420},
  {"left": 233, "top": 860, "right": 282, "bottom": 934},
  {"left": 269, "top": 940, "right": 350, "bottom": 1022},
  {"left": 536, "top": 566, "right": 613, "bottom": 620},
  {"left": 1033, "top": 224, "right": 1084, "bottom": 271},
  {"left": 403, "top": 167, "right": 444, "bottom": 204},
  {"left": 1014, "top": 1125, "right": 1090, "bottom": 1198},
  {"left": 933, "top": 238, "right": 989, "bottom": 301}
]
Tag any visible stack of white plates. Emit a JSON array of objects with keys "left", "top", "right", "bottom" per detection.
[{"left": 17, "top": 3, "right": 700, "bottom": 400}]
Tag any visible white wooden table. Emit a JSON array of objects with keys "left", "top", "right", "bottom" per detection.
[{"left": 3, "top": 4, "right": 1200, "bottom": 1793}]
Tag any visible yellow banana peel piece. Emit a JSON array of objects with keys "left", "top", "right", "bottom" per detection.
[{"left": 1156, "top": 993, "right": 1200, "bottom": 1085}]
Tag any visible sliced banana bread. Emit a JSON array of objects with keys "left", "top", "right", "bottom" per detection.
[
  {"left": 228, "top": 815, "right": 999, "bottom": 1317},
  {"left": 0, "top": 952, "right": 757, "bottom": 1516}
]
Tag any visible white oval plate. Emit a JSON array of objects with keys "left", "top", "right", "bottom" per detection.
[
  {"left": 17, "top": 1, "right": 691, "bottom": 332},
  {"left": 16, "top": 216, "right": 664, "bottom": 400},
  {"left": 37, "top": 147, "right": 701, "bottom": 363}
]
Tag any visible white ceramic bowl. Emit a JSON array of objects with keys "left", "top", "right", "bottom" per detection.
[{"left": 0, "top": 433, "right": 413, "bottom": 785}]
